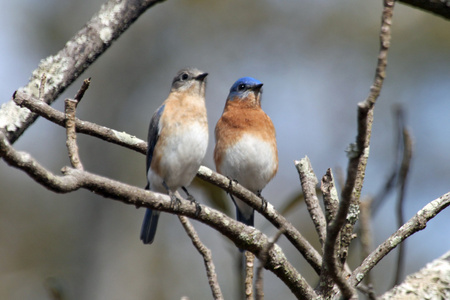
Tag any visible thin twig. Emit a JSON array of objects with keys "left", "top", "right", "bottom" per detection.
[
  {"left": 393, "top": 124, "right": 413, "bottom": 287},
  {"left": 317, "top": 168, "right": 342, "bottom": 298},
  {"left": 321, "top": 168, "right": 339, "bottom": 224},
  {"left": 371, "top": 106, "right": 408, "bottom": 215},
  {"left": 178, "top": 216, "right": 224, "bottom": 300},
  {"left": 350, "top": 192, "right": 450, "bottom": 287},
  {"left": 64, "top": 80, "right": 91, "bottom": 170},
  {"left": 323, "top": 1, "right": 396, "bottom": 297},
  {"left": 245, "top": 251, "right": 255, "bottom": 300},
  {"left": 74, "top": 78, "right": 91, "bottom": 105},
  {"left": 255, "top": 229, "right": 285, "bottom": 300},
  {"left": 322, "top": 226, "right": 357, "bottom": 299},
  {"left": 339, "top": 0, "right": 396, "bottom": 262},
  {"left": 13, "top": 92, "right": 147, "bottom": 154},
  {"left": 295, "top": 157, "right": 327, "bottom": 248},
  {"left": 64, "top": 99, "right": 83, "bottom": 170}
]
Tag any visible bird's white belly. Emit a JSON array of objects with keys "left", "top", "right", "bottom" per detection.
[
  {"left": 148, "top": 123, "right": 208, "bottom": 192},
  {"left": 219, "top": 133, "right": 276, "bottom": 192}
]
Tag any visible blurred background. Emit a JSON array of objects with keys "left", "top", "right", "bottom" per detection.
[{"left": 1, "top": 0, "right": 449, "bottom": 299}]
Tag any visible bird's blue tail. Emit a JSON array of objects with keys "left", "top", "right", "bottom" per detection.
[
  {"left": 140, "top": 208, "right": 160, "bottom": 244},
  {"left": 236, "top": 206, "right": 254, "bottom": 227},
  {"left": 236, "top": 207, "right": 254, "bottom": 253}
]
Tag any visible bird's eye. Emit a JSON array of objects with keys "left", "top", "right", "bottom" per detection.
[
  {"left": 181, "top": 73, "right": 189, "bottom": 80},
  {"left": 238, "top": 84, "right": 246, "bottom": 91}
]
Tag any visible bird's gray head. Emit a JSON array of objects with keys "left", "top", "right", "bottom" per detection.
[{"left": 171, "top": 68, "right": 208, "bottom": 95}]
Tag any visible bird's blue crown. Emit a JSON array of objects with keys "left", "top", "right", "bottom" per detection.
[{"left": 229, "top": 77, "right": 263, "bottom": 94}]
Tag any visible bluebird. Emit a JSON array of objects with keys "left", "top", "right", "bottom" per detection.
[
  {"left": 214, "top": 77, "right": 278, "bottom": 227},
  {"left": 140, "top": 68, "right": 209, "bottom": 244}
]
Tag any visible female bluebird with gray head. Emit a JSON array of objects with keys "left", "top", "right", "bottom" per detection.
[
  {"left": 214, "top": 77, "right": 278, "bottom": 228},
  {"left": 140, "top": 68, "right": 209, "bottom": 244}
]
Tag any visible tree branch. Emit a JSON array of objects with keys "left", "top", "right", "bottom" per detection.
[
  {"left": 393, "top": 114, "right": 413, "bottom": 287},
  {"left": 0, "top": 0, "right": 166, "bottom": 144},
  {"left": 295, "top": 157, "right": 327, "bottom": 249},
  {"left": 0, "top": 131, "right": 317, "bottom": 299},
  {"left": 178, "top": 216, "right": 224, "bottom": 300},
  {"left": 380, "top": 250, "right": 450, "bottom": 299},
  {"left": 244, "top": 251, "right": 255, "bottom": 300},
  {"left": 197, "top": 166, "right": 323, "bottom": 275},
  {"left": 320, "top": 168, "right": 339, "bottom": 225},
  {"left": 64, "top": 78, "right": 91, "bottom": 170},
  {"left": 255, "top": 229, "right": 284, "bottom": 300},
  {"left": 350, "top": 192, "right": 450, "bottom": 287},
  {"left": 65, "top": 98, "right": 84, "bottom": 170},
  {"left": 12, "top": 90, "right": 323, "bottom": 275},
  {"left": 321, "top": 1, "right": 396, "bottom": 298},
  {"left": 339, "top": 0, "right": 395, "bottom": 264},
  {"left": 317, "top": 169, "right": 343, "bottom": 298},
  {"left": 12, "top": 91, "right": 147, "bottom": 154}
]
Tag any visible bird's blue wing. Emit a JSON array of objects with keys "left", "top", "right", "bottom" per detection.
[
  {"left": 141, "top": 104, "right": 165, "bottom": 244},
  {"left": 146, "top": 104, "right": 165, "bottom": 174}
]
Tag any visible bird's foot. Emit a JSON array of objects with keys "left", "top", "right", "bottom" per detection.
[
  {"left": 169, "top": 191, "right": 181, "bottom": 208},
  {"left": 181, "top": 186, "right": 201, "bottom": 216},
  {"left": 227, "top": 177, "right": 239, "bottom": 191},
  {"left": 193, "top": 201, "right": 202, "bottom": 217},
  {"left": 257, "top": 191, "right": 268, "bottom": 211}
]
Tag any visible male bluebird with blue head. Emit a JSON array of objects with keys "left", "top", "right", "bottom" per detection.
[
  {"left": 140, "top": 68, "right": 209, "bottom": 244},
  {"left": 214, "top": 77, "right": 278, "bottom": 227}
]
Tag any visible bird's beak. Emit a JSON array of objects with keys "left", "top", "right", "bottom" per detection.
[
  {"left": 196, "top": 72, "right": 209, "bottom": 81},
  {"left": 252, "top": 83, "right": 264, "bottom": 93}
]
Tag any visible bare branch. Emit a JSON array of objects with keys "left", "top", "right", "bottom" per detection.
[
  {"left": 381, "top": 250, "right": 450, "bottom": 299},
  {"left": 295, "top": 157, "right": 327, "bottom": 248},
  {"left": 74, "top": 78, "right": 91, "bottom": 104},
  {"left": 255, "top": 229, "right": 284, "bottom": 300},
  {"left": 323, "top": 2, "right": 396, "bottom": 297},
  {"left": 372, "top": 106, "right": 411, "bottom": 216},
  {"left": 0, "top": 131, "right": 317, "bottom": 299},
  {"left": 322, "top": 232, "right": 357, "bottom": 299},
  {"left": 197, "top": 166, "right": 323, "bottom": 275},
  {"left": 63, "top": 78, "right": 91, "bottom": 170},
  {"left": 12, "top": 90, "right": 323, "bottom": 275},
  {"left": 13, "top": 91, "right": 147, "bottom": 154},
  {"left": 178, "top": 216, "right": 224, "bottom": 300},
  {"left": 64, "top": 99, "right": 84, "bottom": 170},
  {"left": 350, "top": 192, "right": 450, "bottom": 287},
  {"left": 244, "top": 251, "right": 255, "bottom": 300},
  {"left": 317, "top": 168, "right": 343, "bottom": 298},
  {"left": 393, "top": 114, "right": 414, "bottom": 287},
  {"left": 338, "top": 0, "right": 396, "bottom": 268},
  {"left": 0, "top": 0, "right": 166, "bottom": 144},
  {"left": 321, "top": 168, "right": 340, "bottom": 224}
]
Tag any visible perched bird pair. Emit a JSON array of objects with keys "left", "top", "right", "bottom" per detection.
[{"left": 140, "top": 68, "right": 278, "bottom": 245}]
